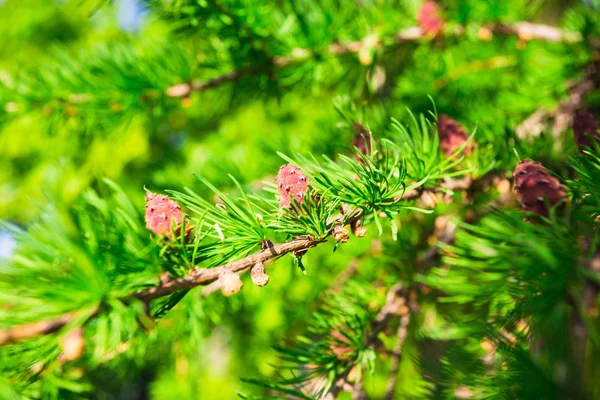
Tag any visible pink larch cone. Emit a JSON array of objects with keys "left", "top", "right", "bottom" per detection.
[
  {"left": 276, "top": 164, "right": 310, "bottom": 209},
  {"left": 513, "top": 160, "right": 566, "bottom": 217},
  {"left": 145, "top": 192, "right": 185, "bottom": 236},
  {"left": 438, "top": 115, "right": 474, "bottom": 157},
  {"left": 418, "top": 1, "right": 445, "bottom": 36},
  {"left": 573, "top": 110, "right": 600, "bottom": 152}
]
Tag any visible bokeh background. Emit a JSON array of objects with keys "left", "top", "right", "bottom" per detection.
[{"left": 1, "top": 0, "right": 599, "bottom": 398}]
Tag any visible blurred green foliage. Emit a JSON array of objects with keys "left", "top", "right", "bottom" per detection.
[{"left": 0, "top": 0, "right": 599, "bottom": 399}]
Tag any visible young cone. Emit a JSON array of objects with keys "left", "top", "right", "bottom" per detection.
[
  {"left": 437, "top": 115, "right": 474, "bottom": 157},
  {"left": 513, "top": 160, "right": 566, "bottom": 217},
  {"left": 573, "top": 110, "right": 600, "bottom": 152},
  {"left": 145, "top": 191, "right": 186, "bottom": 236},
  {"left": 418, "top": 1, "right": 445, "bottom": 36},
  {"left": 276, "top": 164, "right": 310, "bottom": 209}
]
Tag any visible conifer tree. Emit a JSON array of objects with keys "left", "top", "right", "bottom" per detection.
[{"left": 1, "top": 0, "right": 600, "bottom": 399}]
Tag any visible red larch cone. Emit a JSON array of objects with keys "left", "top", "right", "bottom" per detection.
[
  {"left": 144, "top": 192, "right": 186, "bottom": 236},
  {"left": 573, "top": 110, "right": 600, "bottom": 152},
  {"left": 418, "top": 1, "right": 445, "bottom": 36},
  {"left": 437, "top": 115, "right": 474, "bottom": 157},
  {"left": 513, "top": 160, "right": 566, "bottom": 217},
  {"left": 276, "top": 164, "right": 310, "bottom": 209}
]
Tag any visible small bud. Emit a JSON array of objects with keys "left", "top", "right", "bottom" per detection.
[
  {"left": 333, "top": 225, "right": 350, "bottom": 243},
  {"left": 214, "top": 223, "right": 225, "bottom": 243},
  {"left": 358, "top": 47, "right": 373, "bottom": 66},
  {"left": 145, "top": 191, "right": 185, "bottom": 236},
  {"left": 160, "top": 272, "right": 171, "bottom": 286},
  {"left": 418, "top": 1, "right": 445, "bottom": 36},
  {"left": 219, "top": 271, "right": 243, "bottom": 296},
  {"left": 478, "top": 27, "right": 493, "bottom": 41},
  {"left": 60, "top": 328, "right": 85, "bottom": 362},
  {"left": 351, "top": 219, "right": 367, "bottom": 237},
  {"left": 513, "top": 160, "right": 566, "bottom": 217},
  {"left": 438, "top": 115, "right": 474, "bottom": 157},
  {"left": 455, "top": 386, "right": 475, "bottom": 399},
  {"left": 276, "top": 164, "right": 310, "bottom": 209},
  {"left": 496, "top": 178, "right": 511, "bottom": 194},
  {"left": 573, "top": 110, "right": 600, "bottom": 152},
  {"left": 250, "top": 262, "right": 269, "bottom": 287},
  {"left": 420, "top": 191, "right": 438, "bottom": 208}
]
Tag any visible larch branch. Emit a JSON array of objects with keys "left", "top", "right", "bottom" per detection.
[
  {"left": 0, "top": 177, "right": 472, "bottom": 347},
  {"left": 166, "top": 22, "right": 589, "bottom": 98},
  {"left": 383, "top": 310, "right": 411, "bottom": 400}
]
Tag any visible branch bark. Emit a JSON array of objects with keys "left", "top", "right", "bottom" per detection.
[
  {"left": 0, "top": 308, "right": 100, "bottom": 347},
  {"left": 383, "top": 310, "right": 411, "bottom": 400},
  {"left": 166, "top": 22, "right": 589, "bottom": 98}
]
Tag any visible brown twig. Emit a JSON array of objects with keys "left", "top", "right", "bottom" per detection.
[
  {"left": 166, "top": 23, "right": 589, "bottom": 98},
  {"left": 492, "top": 22, "right": 581, "bottom": 43},
  {"left": 516, "top": 57, "right": 600, "bottom": 140},
  {"left": 166, "top": 66, "right": 262, "bottom": 98},
  {"left": 325, "top": 284, "right": 407, "bottom": 399},
  {"left": 383, "top": 310, "right": 411, "bottom": 400},
  {"left": 0, "top": 308, "right": 100, "bottom": 347},
  {"left": 331, "top": 259, "right": 360, "bottom": 292}
]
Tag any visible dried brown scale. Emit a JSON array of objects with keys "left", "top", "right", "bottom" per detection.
[
  {"left": 333, "top": 225, "right": 350, "bottom": 243},
  {"left": 250, "top": 262, "right": 269, "bottom": 287},
  {"left": 219, "top": 271, "right": 243, "bottom": 296},
  {"left": 418, "top": 1, "right": 445, "bottom": 36},
  {"left": 573, "top": 110, "right": 600, "bottom": 151},
  {"left": 351, "top": 219, "right": 367, "bottom": 237},
  {"left": 512, "top": 160, "right": 566, "bottom": 217},
  {"left": 437, "top": 115, "right": 474, "bottom": 157},
  {"left": 276, "top": 164, "right": 310, "bottom": 209}
]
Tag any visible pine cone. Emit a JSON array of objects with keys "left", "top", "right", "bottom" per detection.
[
  {"left": 250, "top": 262, "right": 269, "bottom": 287},
  {"left": 418, "top": 1, "right": 445, "bottom": 36},
  {"left": 513, "top": 160, "right": 566, "bottom": 217},
  {"left": 276, "top": 164, "right": 310, "bottom": 209},
  {"left": 438, "top": 115, "right": 473, "bottom": 157},
  {"left": 573, "top": 110, "right": 600, "bottom": 151},
  {"left": 145, "top": 192, "right": 185, "bottom": 236},
  {"left": 219, "top": 271, "right": 243, "bottom": 296}
]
